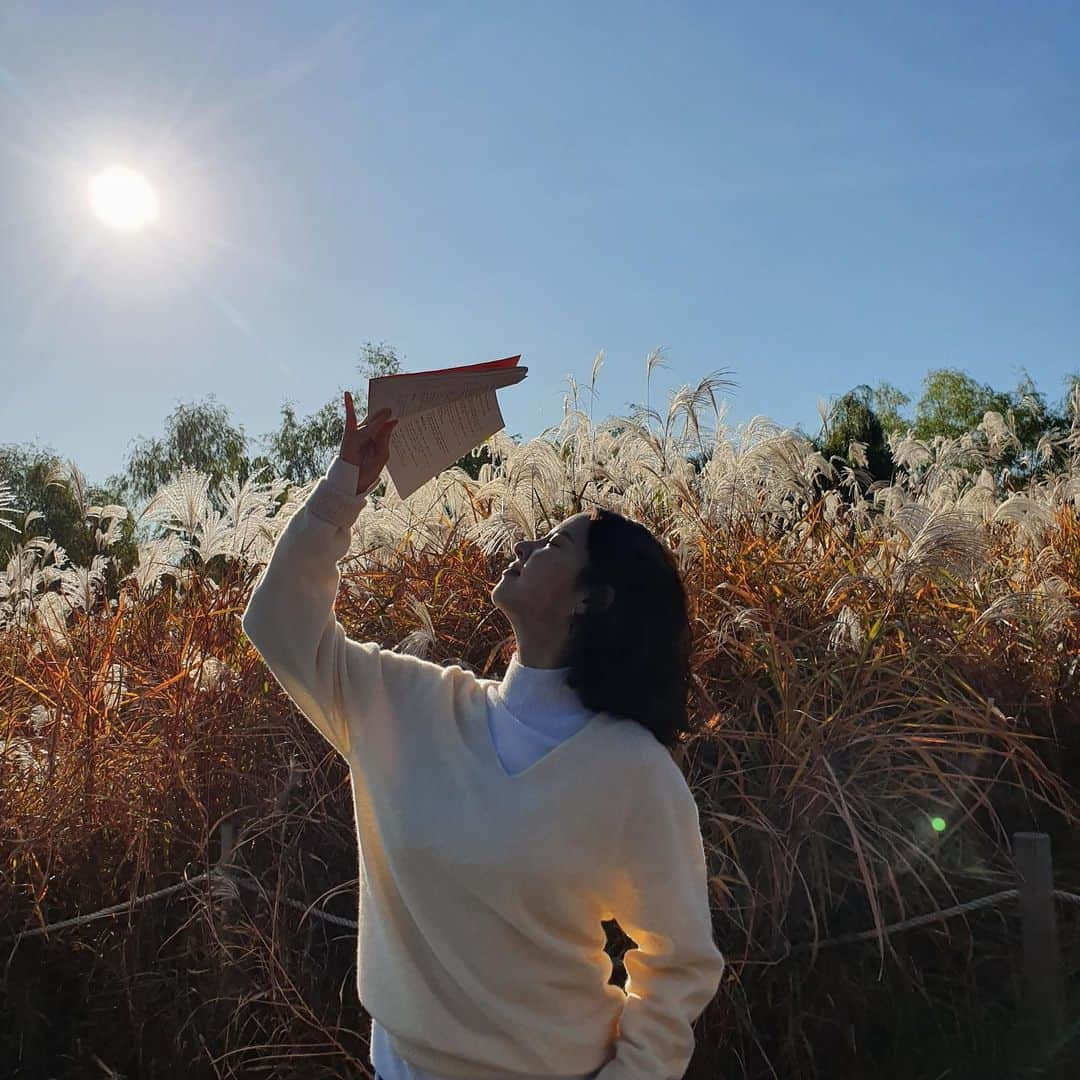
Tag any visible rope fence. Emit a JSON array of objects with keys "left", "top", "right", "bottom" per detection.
[
  {"left": 0, "top": 867, "right": 363, "bottom": 946},
  {"left": 2, "top": 872, "right": 218, "bottom": 943},
  {"left": 226, "top": 870, "right": 363, "bottom": 930},
  {"left": 4, "top": 837, "right": 1077, "bottom": 951}
]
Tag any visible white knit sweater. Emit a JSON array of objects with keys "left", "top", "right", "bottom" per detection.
[{"left": 240, "top": 459, "right": 725, "bottom": 1080}]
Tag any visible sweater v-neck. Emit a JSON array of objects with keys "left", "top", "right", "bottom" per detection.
[{"left": 481, "top": 684, "right": 603, "bottom": 781}]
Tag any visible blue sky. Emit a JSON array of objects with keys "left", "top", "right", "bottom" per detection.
[{"left": 2, "top": 1, "right": 1077, "bottom": 488}]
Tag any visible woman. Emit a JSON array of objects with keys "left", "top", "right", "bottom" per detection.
[{"left": 242, "top": 393, "right": 725, "bottom": 1080}]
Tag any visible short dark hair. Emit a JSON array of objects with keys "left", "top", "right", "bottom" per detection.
[{"left": 561, "top": 507, "right": 693, "bottom": 750}]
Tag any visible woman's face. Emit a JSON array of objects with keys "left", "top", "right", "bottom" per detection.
[{"left": 490, "top": 512, "right": 595, "bottom": 632}]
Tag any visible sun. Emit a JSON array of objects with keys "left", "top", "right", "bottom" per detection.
[{"left": 88, "top": 165, "right": 160, "bottom": 232}]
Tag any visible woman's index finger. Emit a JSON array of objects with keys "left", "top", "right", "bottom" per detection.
[{"left": 344, "top": 391, "right": 356, "bottom": 430}]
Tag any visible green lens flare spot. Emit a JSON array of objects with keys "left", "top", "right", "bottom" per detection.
[{"left": 930, "top": 816, "right": 947, "bottom": 833}]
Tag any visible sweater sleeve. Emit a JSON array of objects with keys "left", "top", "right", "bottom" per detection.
[
  {"left": 597, "top": 753, "right": 726, "bottom": 1080},
  {"left": 325, "top": 455, "right": 380, "bottom": 499},
  {"left": 241, "top": 460, "right": 458, "bottom": 761}
]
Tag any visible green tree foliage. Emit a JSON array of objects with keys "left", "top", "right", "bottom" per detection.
[
  {"left": 815, "top": 384, "right": 896, "bottom": 489},
  {"left": 0, "top": 442, "right": 140, "bottom": 592},
  {"left": 912, "top": 367, "right": 1079, "bottom": 484},
  {"left": 806, "top": 367, "right": 1078, "bottom": 507},
  {"left": 118, "top": 394, "right": 251, "bottom": 505},
  {"left": 868, "top": 381, "right": 912, "bottom": 437},
  {"left": 1009, "top": 371, "right": 1080, "bottom": 483},
  {"left": 912, "top": 369, "right": 1014, "bottom": 442}
]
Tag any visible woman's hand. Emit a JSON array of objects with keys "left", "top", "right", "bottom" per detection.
[{"left": 341, "top": 391, "right": 399, "bottom": 495}]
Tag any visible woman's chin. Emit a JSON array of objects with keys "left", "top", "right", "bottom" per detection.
[{"left": 491, "top": 575, "right": 518, "bottom": 608}]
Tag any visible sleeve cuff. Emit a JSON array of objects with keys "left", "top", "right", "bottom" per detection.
[
  {"left": 326, "top": 456, "right": 361, "bottom": 495},
  {"left": 326, "top": 456, "right": 383, "bottom": 499},
  {"left": 307, "top": 458, "right": 381, "bottom": 528}
]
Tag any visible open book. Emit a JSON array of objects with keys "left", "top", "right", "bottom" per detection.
[{"left": 366, "top": 355, "right": 528, "bottom": 500}]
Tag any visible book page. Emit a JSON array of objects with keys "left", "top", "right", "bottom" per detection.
[
  {"left": 366, "top": 364, "right": 526, "bottom": 423},
  {"left": 366, "top": 361, "right": 527, "bottom": 500},
  {"left": 381, "top": 388, "right": 506, "bottom": 500}
]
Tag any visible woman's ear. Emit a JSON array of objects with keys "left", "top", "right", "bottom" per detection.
[{"left": 574, "top": 584, "right": 615, "bottom": 616}]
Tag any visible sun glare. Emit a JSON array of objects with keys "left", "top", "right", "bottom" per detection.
[{"left": 88, "top": 166, "right": 159, "bottom": 232}]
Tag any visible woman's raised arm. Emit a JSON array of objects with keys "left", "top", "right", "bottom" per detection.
[{"left": 240, "top": 395, "right": 399, "bottom": 758}]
